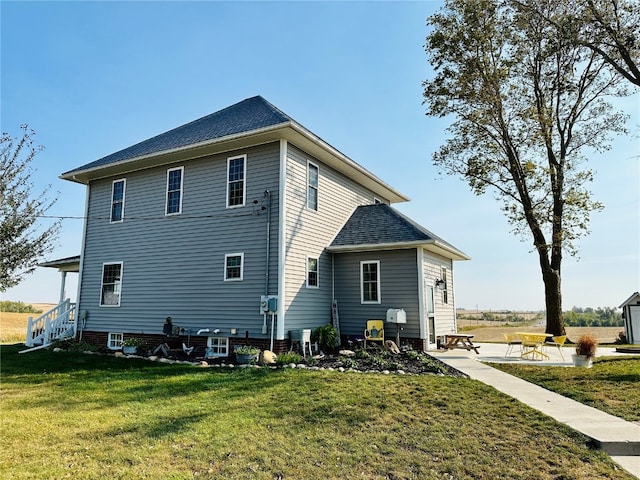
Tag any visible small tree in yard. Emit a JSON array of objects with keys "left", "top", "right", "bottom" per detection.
[
  {"left": 423, "top": 0, "right": 630, "bottom": 335},
  {"left": 1, "top": 125, "right": 60, "bottom": 291}
]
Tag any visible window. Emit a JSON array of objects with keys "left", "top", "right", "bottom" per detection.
[
  {"left": 100, "top": 262, "right": 123, "bottom": 306},
  {"left": 307, "top": 257, "right": 318, "bottom": 288},
  {"left": 111, "top": 179, "right": 126, "bottom": 222},
  {"left": 441, "top": 267, "right": 449, "bottom": 304},
  {"left": 307, "top": 162, "right": 318, "bottom": 210},
  {"left": 107, "top": 332, "right": 123, "bottom": 350},
  {"left": 360, "top": 260, "right": 380, "bottom": 304},
  {"left": 206, "top": 337, "right": 229, "bottom": 358},
  {"left": 166, "top": 167, "right": 183, "bottom": 215},
  {"left": 227, "top": 155, "right": 246, "bottom": 207},
  {"left": 224, "top": 253, "right": 244, "bottom": 281}
]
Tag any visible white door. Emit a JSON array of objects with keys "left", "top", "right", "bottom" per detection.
[{"left": 425, "top": 283, "right": 436, "bottom": 349}]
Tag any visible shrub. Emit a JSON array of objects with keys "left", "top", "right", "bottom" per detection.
[
  {"left": 122, "top": 337, "right": 146, "bottom": 347},
  {"left": 613, "top": 331, "right": 628, "bottom": 345},
  {"left": 0, "top": 301, "right": 42, "bottom": 314},
  {"left": 312, "top": 324, "right": 338, "bottom": 353},
  {"left": 276, "top": 352, "right": 302, "bottom": 366}
]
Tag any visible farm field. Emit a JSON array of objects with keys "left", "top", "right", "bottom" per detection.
[{"left": 0, "top": 304, "right": 55, "bottom": 343}]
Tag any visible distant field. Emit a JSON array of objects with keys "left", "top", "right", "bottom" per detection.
[{"left": 0, "top": 304, "right": 55, "bottom": 343}]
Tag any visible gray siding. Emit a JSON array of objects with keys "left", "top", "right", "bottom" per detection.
[
  {"left": 283, "top": 144, "right": 385, "bottom": 333},
  {"left": 78, "top": 143, "right": 280, "bottom": 337},
  {"left": 333, "top": 249, "right": 420, "bottom": 338}
]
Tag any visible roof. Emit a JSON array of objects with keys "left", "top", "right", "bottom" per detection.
[
  {"left": 60, "top": 96, "right": 409, "bottom": 203},
  {"left": 39, "top": 255, "right": 81, "bottom": 272},
  {"left": 619, "top": 292, "right": 640, "bottom": 308},
  {"left": 328, "top": 204, "right": 470, "bottom": 261}
]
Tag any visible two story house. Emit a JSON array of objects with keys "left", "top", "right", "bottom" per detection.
[{"left": 50, "top": 96, "right": 468, "bottom": 355}]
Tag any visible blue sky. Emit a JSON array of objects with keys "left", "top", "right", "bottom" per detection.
[{"left": 2, "top": 1, "right": 638, "bottom": 311}]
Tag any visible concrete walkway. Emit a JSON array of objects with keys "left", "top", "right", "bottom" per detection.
[{"left": 430, "top": 343, "right": 640, "bottom": 478}]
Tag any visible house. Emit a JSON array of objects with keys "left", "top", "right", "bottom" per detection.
[
  {"left": 29, "top": 96, "right": 469, "bottom": 355},
  {"left": 619, "top": 292, "right": 640, "bottom": 344}
]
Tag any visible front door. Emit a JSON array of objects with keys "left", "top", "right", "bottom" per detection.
[{"left": 425, "top": 283, "right": 436, "bottom": 349}]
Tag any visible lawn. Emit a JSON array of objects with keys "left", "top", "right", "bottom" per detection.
[
  {"left": 0, "top": 344, "right": 634, "bottom": 480},
  {"left": 492, "top": 357, "right": 640, "bottom": 423}
]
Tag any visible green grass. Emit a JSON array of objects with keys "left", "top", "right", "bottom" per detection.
[
  {"left": 492, "top": 356, "right": 640, "bottom": 423},
  {"left": 0, "top": 344, "right": 635, "bottom": 479}
]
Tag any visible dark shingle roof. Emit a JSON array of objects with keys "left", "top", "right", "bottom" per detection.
[
  {"left": 330, "top": 204, "right": 469, "bottom": 260},
  {"left": 63, "top": 96, "right": 291, "bottom": 175}
]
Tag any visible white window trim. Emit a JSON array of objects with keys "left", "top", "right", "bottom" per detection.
[
  {"left": 373, "top": 197, "right": 382, "bottom": 204},
  {"left": 100, "top": 262, "right": 123, "bottom": 307},
  {"left": 165, "top": 166, "right": 184, "bottom": 216},
  {"left": 107, "top": 332, "right": 123, "bottom": 350},
  {"left": 306, "top": 256, "right": 319, "bottom": 289},
  {"left": 307, "top": 161, "right": 319, "bottom": 211},
  {"left": 224, "top": 253, "right": 244, "bottom": 282},
  {"left": 226, "top": 154, "right": 247, "bottom": 208},
  {"left": 360, "top": 260, "right": 381, "bottom": 304},
  {"left": 110, "top": 178, "right": 126, "bottom": 223},
  {"left": 206, "top": 337, "right": 229, "bottom": 358}
]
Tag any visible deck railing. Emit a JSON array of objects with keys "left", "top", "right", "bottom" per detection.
[{"left": 25, "top": 299, "right": 76, "bottom": 347}]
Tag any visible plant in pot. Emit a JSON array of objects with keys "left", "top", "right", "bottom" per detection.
[
  {"left": 572, "top": 333, "right": 598, "bottom": 368},
  {"left": 122, "top": 337, "right": 145, "bottom": 355},
  {"left": 235, "top": 345, "right": 260, "bottom": 364}
]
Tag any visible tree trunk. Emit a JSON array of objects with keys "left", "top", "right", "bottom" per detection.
[{"left": 542, "top": 266, "right": 566, "bottom": 336}]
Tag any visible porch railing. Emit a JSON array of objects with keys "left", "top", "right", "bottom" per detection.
[{"left": 24, "top": 299, "right": 76, "bottom": 348}]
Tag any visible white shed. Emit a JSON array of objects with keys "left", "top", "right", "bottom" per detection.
[{"left": 619, "top": 292, "right": 640, "bottom": 344}]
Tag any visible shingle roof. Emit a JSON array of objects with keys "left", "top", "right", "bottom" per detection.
[
  {"left": 62, "top": 96, "right": 291, "bottom": 175},
  {"left": 330, "top": 204, "right": 469, "bottom": 260}
]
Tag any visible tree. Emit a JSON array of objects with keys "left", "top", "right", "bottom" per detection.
[
  {"left": 519, "top": 0, "right": 640, "bottom": 87},
  {"left": 423, "top": 0, "right": 629, "bottom": 335},
  {"left": 1, "top": 125, "right": 60, "bottom": 291}
]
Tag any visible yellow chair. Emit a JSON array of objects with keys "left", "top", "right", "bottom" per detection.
[
  {"left": 364, "top": 320, "right": 384, "bottom": 349},
  {"left": 503, "top": 333, "right": 522, "bottom": 358},
  {"left": 545, "top": 335, "right": 567, "bottom": 360}
]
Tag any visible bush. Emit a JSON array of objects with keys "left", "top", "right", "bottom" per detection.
[
  {"left": 575, "top": 333, "right": 598, "bottom": 358},
  {"left": 276, "top": 352, "right": 302, "bottom": 366},
  {"left": 312, "top": 324, "right": 338, "bottom": 353}
]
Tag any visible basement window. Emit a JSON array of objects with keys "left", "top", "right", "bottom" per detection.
[
  {"left": 206, "top": 337, "right": 229, "bottom": 358},
  {"left": 108, "top": 332, "right": 123, "bottom": 350}
]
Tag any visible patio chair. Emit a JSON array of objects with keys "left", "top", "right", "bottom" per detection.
[
  {"left": 503, "top": 333, "right": 522, "bottom": 358},
  {"left": 364, "top": 320, "right": 384, "bottom": 349},
  {"left": 545, "top": 335, "right": 567, "bottom": 360}
]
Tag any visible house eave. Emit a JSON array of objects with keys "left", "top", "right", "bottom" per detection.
[
  {"left": 59, "top": 121, "right": 409, "bottom": 204},
  {"left": 327, "top": 240, "right": 471, "bottom": 261}
]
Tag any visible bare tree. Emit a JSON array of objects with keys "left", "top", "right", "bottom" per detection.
[
  {"left": 1, "top": 125, "right": 61, "bottom": 291},
  {"left": 423, "top": 0, "right": 629, "bottom": 335}
]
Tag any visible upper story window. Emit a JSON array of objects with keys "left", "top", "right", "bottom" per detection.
[
  {"left": 224, "top": 253, "right": 244, "bottom": 281},
  {"left": 441, "top": 266, "right": 449, "bottom": 304},
  {"left": 307, "top": 162, "right": 318, "bottom": 211},
  {"left": 227, "top": 155, "right": 246, "bottom": 208},
  {"left": 166, "top": 167, "right": 184, "bottom": 215},
  {"left": 100, "top": 262, "right": 123, "bottom": 307},
  {"left": 360, "top": 260, "right": 380, "bottom": 304},
  {"left": 307, "top": 256, "right": 319, "bottom": 288},
  {"left": 110, "top": 179, "right": 126, "bottom": 222}
]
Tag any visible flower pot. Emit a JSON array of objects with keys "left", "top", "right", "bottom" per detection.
[
  {"left": 572, "top": 354, "right": 593, "bottom": 368},
  {"left": 235, "top": 353, "right": 258, "bottom": 365},
  {"left": 122, "top": 345, "right": 137, "bottom": 355}
]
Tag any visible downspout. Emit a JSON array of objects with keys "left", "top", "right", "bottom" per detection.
[
  {"left": 75, "top": 184, "right": 90, "bottom": 340},
  {"left": 262, "top": 190, "right": 271, "bottom": 336}
]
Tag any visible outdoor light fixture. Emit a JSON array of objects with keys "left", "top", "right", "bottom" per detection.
[{"left": 435, "top": 279, "right": 446, "bottom": 289}]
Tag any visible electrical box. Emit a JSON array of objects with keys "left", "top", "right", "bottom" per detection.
[
  {"left": 386, "top": 308, "right": 406, "bottom": 324},
  {"left": 260, "top": 295, "right": 278, "bottom": 314}
]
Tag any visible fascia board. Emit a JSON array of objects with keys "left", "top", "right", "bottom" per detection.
[{"left": 328, "top": 240, "right": 471, "bottom": 261}]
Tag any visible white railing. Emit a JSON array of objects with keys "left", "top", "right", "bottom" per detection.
[{"left": 25, "top": 299, "right": 76, "bottom": 347}]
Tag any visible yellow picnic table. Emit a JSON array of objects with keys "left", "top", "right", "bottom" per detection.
[{"left": 516, "top": 332, "right": 553, "bottom": 360}]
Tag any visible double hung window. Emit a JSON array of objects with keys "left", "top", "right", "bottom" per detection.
[
  {"left": 224, "top": 253, "right": 244, "bottom": 281},
  {"left": 227, "top": 155, "right": 246, "bottom": 208},
  {"left": 307, "top": 257, "right": 319, "bottom": 288},
  {"left": 110, "top": 179, "right": 126, "bottom": 222},
  {"left": 100, "top": 262, "right": 123, "bottom": 306},
  {"left": 307, "top": 162, "right": 318, "bottom": 210},
  {"left": 360, "top": 260, "right": 380, "bottom": 304},
  {"left": 166, "top": 167, "right": 183, "bottom": 215}
]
